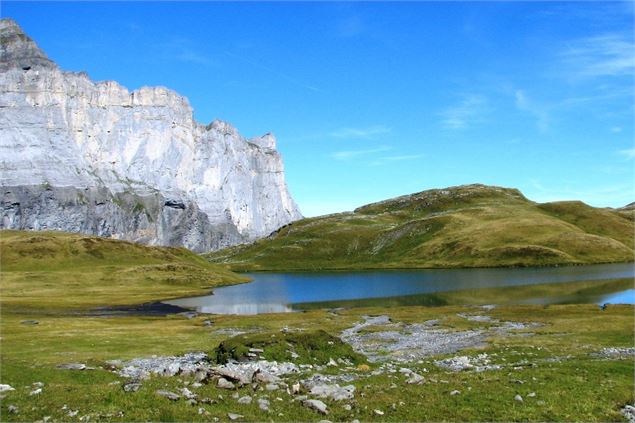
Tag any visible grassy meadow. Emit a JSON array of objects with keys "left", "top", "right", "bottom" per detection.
[{"left": 0, "top": 229, "right": 633, "bottom": 422}]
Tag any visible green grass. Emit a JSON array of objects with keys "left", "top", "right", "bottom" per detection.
[
  {"left": 1, "top": 229, "right": 633, "bottom": 421},
  {"left": 1, "top": 304, "right": 633, "bottom": 422},
  {"left": 0, "top": 230, "right": 248, "bottom": 312},
  {"left": 295, "top": 278, "right": 634, "bottom": 310},
  {"left": 207, "top": 184, "right": 634, "bottom": 271}
]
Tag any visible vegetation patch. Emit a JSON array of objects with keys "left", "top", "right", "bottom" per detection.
[{"left": 214, "top": 329, "right": 367, "bottom": 365}]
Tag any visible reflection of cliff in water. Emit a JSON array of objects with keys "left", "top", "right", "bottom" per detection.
[{"left": 166, "top": 276, "right": 292, "bottom": 315}]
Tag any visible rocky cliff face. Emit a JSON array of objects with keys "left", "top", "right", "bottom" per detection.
[{"left": 0, "top": 19, "right": 302, "bottom": 252}]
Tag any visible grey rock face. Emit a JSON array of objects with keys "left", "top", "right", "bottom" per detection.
[{"left": 0, "top": 19, "right": 302, "bottom": 252}]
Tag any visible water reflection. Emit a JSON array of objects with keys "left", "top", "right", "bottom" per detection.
[{"left": 163, "top": 262, "right": 635, "bottom": 315}]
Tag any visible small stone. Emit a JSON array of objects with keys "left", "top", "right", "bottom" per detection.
[
  {"left": 327, "top": 358, "right": 338, "bottom": 367},
  {"left": 217, "top": 378, "right": 235, "bottom": 390},
  {"left": 374, "top": 409, "right": 384, "bottom": 416},
  {"left": 194, "top": 370, "right": 210, "bottom": 383},
  {"left": 343, "top": 404, "right": 352, "bottom": 411},
  {"left": 186, "top": 399, "right": 197, "bottom": 406},
  {"left": 253, "top": 370, "right": 279, "bottom": 384},
  {"left": 197, "top": 407, "right": 210, "bottom": 416},
  {"left": 180, "top": 387, "right": 197, "bottom": 400},
  {"left": 527, "top": 392, "right": 536, "bottom": 398},
  {"left": 291, "top": 383, "right": 301, "bottom": 394},
  {"left": 156, "top": 390, "right": 180, "bottom": 401},
  {"left": 406, "top": 373, "right": 425, "bottom": 385},
  {"left": 450, "top": 390, "right": 461, "bottom": 396},
  {"left": 0, "top": 384, "right": 15, "bottom": 392},
  {"left": 237, "top": 396, "right": 252, "bottom": 404},
  {"left": 303, "top": 399, "right": 329, "bottom": 415},
  {"left": 56, "top": 363, "right": 87, "bottom": 370},
  {"left": 68, "top": 410, "right": 79, "bottom": 417},
  {"left": 123, "top": 382, "right": 141, "bottom": 393},
  {"left": 249, "top": 348, "right": 264, "bottom": 353},
  {"left": 32, "top": 382, "right": 45, "bottom": 388},
  {"left": 265, "top": 383, "right": 279, "bottom": 391},
  {"left": 7, "top": 405, "right": 18, "bottom": 414},
  {"left": 514, "top": 394, "right": 523, "bottom": 402},
  {"left": 258, "top": 398, "right": 270, "bottom": 411},
  {"left": 227, "top": 413, "right": 244, "bottom": 421},
  {"left": 30, "top": 388, "right": 42, "bottom": 396},
  {"left": 203, "top": 320, "right": 214, "bottom": 326},
  {"left": 20, "top": 320, "right": 39, "bottom": 325}
]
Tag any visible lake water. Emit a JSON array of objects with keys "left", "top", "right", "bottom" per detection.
[{"left": 164, "top": 263, "right": 635, "bottom": 315}]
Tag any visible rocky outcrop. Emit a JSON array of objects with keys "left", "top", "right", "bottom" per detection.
[{"left": 0, "top": 19, "right": 301, "bottom": 251}]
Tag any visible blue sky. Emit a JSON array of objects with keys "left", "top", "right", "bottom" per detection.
[{"left": 4, "top": 1, "right": 634, "bottom": 216}]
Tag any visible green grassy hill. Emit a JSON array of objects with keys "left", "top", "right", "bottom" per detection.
[
  {"left": 207, "top": 184, "right": 634, "bottom": 271},
  {"left": 1, "top": 230, "right": 247, "bottom": 312}
]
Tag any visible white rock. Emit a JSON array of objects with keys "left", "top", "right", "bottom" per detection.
[
  {"left": 29, "top": 388, "right": 42, "bottom": 396},
  {"left": 237, "top": 396, "right": 252, "bottom": 404},
  {"left": 0, "top": 384, "right": 15, "bottom": 392},
  {"left": 374, "top": 409, "right": 384, "bottom": 415},
  {"left": 217, "top": 378, "right": 235, "bottom": 390},
  {"left": 450, "top": 390, "right": 460, "bottom": 396},
  {"left": 258, "top": 398, "right": 270, "bottom": 411},
  {"left": 303, "top": 399, "right": 328, "bottom": 415},
  {"left": 514, "top": 394, "right": 523, "bottom": 402},
  {"left": 0, "top": 19, "right": 302, "bottom": 252},
  {"left": 406, "top": 373, "right": 425, "bottom": 384},
  {"left": 310, "top": 384, "right": 355, "bottom": 401}
]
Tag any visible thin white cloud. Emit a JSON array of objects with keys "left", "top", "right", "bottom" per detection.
[
  {"left": 163, "top": 38, "right": 214, "bottom": 66},
  {"left": 440, "top": 94, "right": 488, "bottom": 130},
  {"left": 514, "top": 89, "right": 550, "bottom": 132},
  {"left": 331, "top": 146, "right": 391, "bottom": 161},
  {"left": 222, "top": 50, "right": 321, "bottom": 93},
  {"left": 618, "top": 147, "right": 635, "bottom": 159},
  {"left": 560, "top": 33, "right": 635, "bottom": 79},
  {"left": 328, "top": 125, "right": 391, "bottom": 139},
  {"left": 369, "top": 154, "right": 424, "bottom": 166}
]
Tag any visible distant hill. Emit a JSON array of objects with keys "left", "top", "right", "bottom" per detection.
[{"left": 207, "top": 184, "right": 635, "bottom": 271}]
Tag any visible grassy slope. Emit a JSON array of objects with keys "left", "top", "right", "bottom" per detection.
[
  {"left": 0, "top": 230, "right": 248, "bottom": 312},
  {"left": 207, "top": 184, "right": 634, "bottom": 271}
]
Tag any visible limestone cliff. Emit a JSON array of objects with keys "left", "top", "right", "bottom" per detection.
[{"left": 0, "top": 19, "right": 302, "bottom": 252}]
